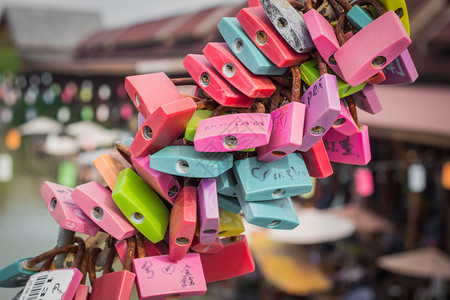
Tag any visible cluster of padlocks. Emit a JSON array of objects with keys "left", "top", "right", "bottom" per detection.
[{"left": 1, "top": 0, "right": 417, "bottom": 298}]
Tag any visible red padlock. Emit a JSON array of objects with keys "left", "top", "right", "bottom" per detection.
[{"left": 298, "top": 139, "right": 333, "bottom": 179}]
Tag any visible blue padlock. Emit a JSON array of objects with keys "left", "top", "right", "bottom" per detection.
[
  {"left": 149, "top": 146, "right": 233, "bottom": 178},
  {"left": 216, "top": 169, "right": 238, "bottom": 197},
  {"left": 233, "top": 153, "right": 312, "bottom": 201},
  {"left": 0, "top": 259, "right": 41, "bottom": 287},
  {"left": 347, "top": 5, "right": 374, "bottom": 30},
  {"left": 236, "top": 189, "right": 299, "bottom": 229},
  {"left": 218, "top": 17, "right": 287, "bottom": 75},
  {"left": 218, "top": 194, "right": 241, "bottom": 214}
]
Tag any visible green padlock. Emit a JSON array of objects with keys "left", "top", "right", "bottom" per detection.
[
  {"left": 112, "top": 168, "right": 169, "bottom": 243},
  {"left": 185, "top": 110, "right": 212, "bottom": 142}
]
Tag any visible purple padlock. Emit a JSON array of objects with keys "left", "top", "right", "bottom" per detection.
[
  {"left": 380, "top": 49, "right": 418, "bottom": 85},
  {"left": 197, "top": 179, "right": 220, "bottom": 245},
  {"left": 332, "top": 100, "right": 358, "bottom": 136},
  {"left": 351, "top": 84, "right": 382, "bottom": 115}
]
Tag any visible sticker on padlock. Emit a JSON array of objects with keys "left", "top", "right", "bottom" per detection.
[
  {"left": 203, "top": 42, "right": 276, "bottom": 98},
  {"left": 298, "top": 139, "right": 333, "bottom": 179},
  {"left": 93, "top": 153, "right": 129, "bottom": 190},
  {"left": 40, "top": 182, "right": 100, "bottom": 236},
  {"left": 237, "top": 7, "right": 309, "bottom": 68},
  {"left": 185, "top": 110, "right": 212, "bottom": 142},
  {"left": 197, "top": 179, "right": 220, "bottom": 245},
  {"left": 190, "top": 236, "right": 225, "bottom": 254},
  {"left": 236, "top": 188, "right": 300, "bottom": 229},
  {"left": 233, "top": 153, "right": 312, "bottom": 201},
  {"left": 216, "top": 169, "right": 238, "bottom": 197},
  {"left": 200, "top": 235, "right": 255, "bottom": 282},
  {"left": 183, "top": 54, "right": 255, "bottom": 108},
  {"left": 149, "top": 146, "right": 233, "bottom": 178},
  {"left": 72, "top": 181, "right": 138, "bottom": 241},
  {"left": 332, "top": 100, "right": 359, "bottom": 136},
  {"left": 380, "top": 49, "right": 418, "bottom": 85},
  {"left": 260, "top": 0, "right": 314, "bottom": 53},
  {"left": 351, "top": 84, "right": 382, "bottom": 114},
  {"left": 297, "top": 73, "right": 341, "bottom": 152},
  {"left": 257, "top": 102, "right": 306, "bottom": 162},
  {"left": 218, "top": 17, "right": 287, "bottom": 75},
  {"left": 169, "top": 186, "right": 197, "bottom": 261},
  {"left": 112, "top": 168, "right": 170, "bottom": 243},
  {"left": 131, "top": 155, "right": 181, "bottom": 204},
  {"left": 355, "top": 167, "right": 374, "bottom": 197},
  {"left": 218, "top": 208, "right": 245, "bottom": 237},
  {"left": 194, "top": 113, "right": 272, "bottom": 152},
  {"left": 323, "top": 125, "right": 371, "bottom": 165}
]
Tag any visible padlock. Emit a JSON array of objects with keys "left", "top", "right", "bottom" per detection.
[
  {"left": 190, "top": 236, "right": 225, "bottom": 254},
  {"left": 366, "top": 70, "right": 386, "bottom": 85},
  {"left": 323, "top": 125, "right": 371, "bottom": 165},
  {"left": 380, "top": 49, "right": 418, "bottom": 85},
  {"left": 218, "top": 208, "right": 245, "bottom": 237},
  {"left": 260, "top": 0, "right": 314, "bottom": 53},
  {"left": 40, "top": 182, "right": 100, "bottom": 236},
  {"left": 216, "top": 169, "right": 238, "bottom": 197},
  {"left": 351, "top": 84, "right": 382, "bottom": 114},
  {"left": 115, "top": 238, "right": 169, "bottom": 264},
  {"left": 248, "top": 0, "right": 262, "bottom": 6},
  {"left": 203, "top": 42, "right": 276, "bottom": 98},
  {"left": 298, "top": 139, "right": 333, "bottom": 179},
  {"left": 376, "top": 0, "right": 410, "bottom": 35},
  {"left": 233, "top": 153, "right": 312, "bottom": 201},
  {"left": 332, "top": 100, "right": 359, "bottom": 136},
  {"left": 112, "top": 168, "right": 170, "bottom": 243},
  {"left": 72, "top": 181, "right": 138, "bottom": 241},
  {"left": 194, "top": 113, "right": 272, "bottom": 152},
  {"left": 169, "top": 186, "right": 197, "bottom": 261},
  {"left": 131, "top": 155, "right": 181, "bottom": 204},
  {"left": 334, "top": 11, "right": 411, "bottom": 86},
  {"left": 297, "top": 73, "right": 341, "bottom": 152},
  {"left": 197, "top": 179, "right": 220, "bottom": 245},
  {"left": 133, "top": 234, "right": 207, "bottom": 299},
  {"left": 257, "top": 102, "right": 306, "bottom": 162},
  {"left": 90, "top": 237, "right": 136, "bottom": 300},
  {"left": 218, "top": 17, "right": 287, "bottom": 75},
  {"left": 183, "top": 54, "right": 255, "bottom": 108},
  {"left": 237, "top": 7, "right": 309, "bottom": 68},
  {"left": 93, "top": 153, "right": 128, "bottom": 190},
  {"left": 185, "top": 110, "right": 212, "bottom": 142},
  {"left": 218, "top": 194, "right": 242, "bottom": 214},
  {"left": 199, "top": 235, "right": 255, "bottom": 282},
  {"left": 355, "top": 167, "right": 374, "bottom": 197},
  {"left": 346, "top": 3, "right": 375, "bottom": 30},
  {"left": 236, "top": 188, "right": 299, "bottom": 229},
  {"left": 149, "top": 146, "right": 233, "bottom": 178}
]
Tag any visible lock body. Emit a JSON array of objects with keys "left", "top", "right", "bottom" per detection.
[
  {"left": 74, "top": 284, "right": 89, "bottom": 300},
  {"left": 218, "top": 17, "right": 286, "bottom": 75},
  {"left": 131, "top": 155, "right": 180, "bottom": 204},
  {"left": 72, "top": 181, "right": 138, "bottom": 241},
  {"left": 216, "top": 169, "right": 238, "bottom": 197},
  {"left": 347, "top": 5, "right": 375, "bottom": 30},
  {"left": 380, "top": 50, "right": 418, "bottom": 85},
  {"left": 377, "top": 0, "right": 410, "bottom": 35},
  {"left": 93, "top": 153, "right": 128, "bottom": 190},
  {"left": 298, "top": 139, "right": 333, "bottom": 179},
  {"left": 183, "top": 54, "right": 255, "bottom": 108},
  {"left": 149, "top": 146, "right": 233, "bottom": 178},
  {"left": 203, "top": 42, "right": 276, "bottom": 98},
  {"left": 366, "top": 70, "right": 386, "bottom": 85},
  {"left": 218, "top": 208, "right": 245, "bottom": 237},
  {"left": 332, "top": 101, "right": 358, "bottom": 136},
  {"left": 351, "top": 84, "right": 382, "bottom": 114},
  {"left": 90, "top": 271, "right": 136, "bottom": 300},
  {"left": 237, "top": 7, "right": 309, "bottom": 68},
  {"left": 233, "top": 154, "right": 312, "bottom": 201},
  {"left": 40, "top": 182, "right": 100, "bottom": 236},
  {"left": 185, "top": 110, "right": 212, "bottom": 142},
  {"left": 194, "top": 113, "right": 273, "bottom": 152},
  {"left": 112, "top": 168, "right": 169, "bottom": 243},
  {"left": 190, "top": 236, "right": 224, "bottom": 254},
  {"left": 0, "top": 258, "right": 38, "bottom": 287},
  {"left": 218, "top": 194, "right": 242, "bottom": 214},
  {"left": 198, "top": 179, "right": 220, "bottom": 245}
]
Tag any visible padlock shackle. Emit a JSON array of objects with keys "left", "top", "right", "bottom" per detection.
[
  {"left": 71, "top": 237, "right": 86, "bottom": 269},
  {"left": 124, "top": 236, "right": 137, "bottom": 272},
  {"left": 210, "top": 100, "right": 265, "bottom": 117},
  {"left": 312, "top": 52, "right": 328, "bottom": 77},
  {"left": 88, "top": 247, "right": 102, "bottom": 284},
  {"left": 102, "top": 241, "right": 117, "bottom": 275},
  {"left": 344, "top": 97, "right": 360, "bottom": 127},
  {"left": 328, "top": 0, "right": 345, "bottom": 17},
  {"left": 196, "top": 99, "right": 218, "bottom": 111},
  {"left": 304, "top": 0, "right": 314, "bottom": 12},
  {"left": 289, "top": 66, "right": 302, "bottom": 103},
  {"left": 269, "top": 84, "right": 282, "bottom": 112},
  {"left": 79, "top": 248, "right": 89, "bottom": 285},
  {"left": 334, "top": 0, "right": 353, "bottom": 12},
  {"left": 288, "top": 0, "right": 305, "bottom": 11},
  {"left": 336, "top": 13, "right": 347, "bottom": 46},
  {"left": 171, "top": 77, "right": 196, "bottom": 86},
  {"left": 114, "top": 141, "right": 133, "bottom": 165},
  {"left": 26, "top": 244, "right": 78, "bottom": 269}
]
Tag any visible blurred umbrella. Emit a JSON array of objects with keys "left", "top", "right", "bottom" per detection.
[
  {"left": 18, "top": 116, "right": 62, "bottom": 136},
  {"left": 43, "top": 134, "right": 80, "bottom": 156},
  {"left": 66, "top": 121, "right": 121, "bottom": 150}
]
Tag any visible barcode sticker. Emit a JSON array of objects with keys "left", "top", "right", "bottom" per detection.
[{"left": 19, "top": 269, "right": 75, "bottom": 300}]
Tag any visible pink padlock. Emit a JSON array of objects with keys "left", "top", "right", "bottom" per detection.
[
  {"left": 323, "top": 125, "right": 371, "bottom": 165},
  {"left": 332, "top": 100, "right": 358, "bottom": 136},
  {"left": 355, "top": 167, "right": 374, "bottom": 197},
  {"left": 334, "top": 11, "right": 411, "bottom": 86},
  {"left": 351, "top": 84, "right": 382, "bottom": 115},
  {"left": 190, "top": 236, "right": 224, "bottom": 254},
  {"left": 40, "top": 182, "right": 100, "bottom": 236},
  {"left": 248, "top": 0, "right": 262, "bottom": 6},
  {"left": 197, "top": 179, "right": 220, "bottom": 245},
  {"left": 72, "top": 181, "right": 138, "bottom": 241},
  {"left": 183, "top": 54, "right": 255, "bottom": 108},
  {"left": 203, "top": 42, "right": 276, "bottom": 98},
  {"left": 298, "top": 139, "right": 333, "bottom": 179},
  {"left": 257, "top": 102, "right": 305, "bottom": 162},
  {"left": 131, "top": 155, "right": 181, "bottom": 204},
  {"left": 366, "top": 70, "right": 386, "bottom": 85},
  {"left": 297, "top": 74, "right": 341, "bottom": 152},
  {"left": 194, "top": 113, "right": 272, "bottom": 152},
  {"left": 380, "top": 49, "right": 418, "bottom": 85},
  {"left": 237, "top": 7, "right": 309, "bottom": 68}
]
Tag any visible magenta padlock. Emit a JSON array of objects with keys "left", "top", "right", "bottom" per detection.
[
  {"left": 194, "top": 113, "right": 272, "bottom": 152},
  {"left": 237, "top": 7, "right": 309, "bottom": 68},
  {"left": 351, "top": 84, "right": 382, "bottom": 115},
  {"left": 332, "top": 100, "right": 358, "bottom": 136},
  {"left": 72, "top": 181, "right": 138, "bottom": 241},
  {"left": 334, "top": 11, "right": 411, "bottom": 86},
  {"left": 323, "top": 125, "right": 371, "bottom": 165},
  {"left": 131, "top": 155, "right": 180, "bottom": 204},
  {"left": 40, "top": 182, "right": 100, "bottom": 236},
  {"left": 257, "top": 102, "right": 306, "bottom": 162},
  {"left": 297, "top": 74, "right": 341, "bottom": 152},
  {"left": 183, "top": 54, "right": 255, "bottom": 108},
  {"left": 355, "top": 167, "right": 374, "bottom": 197},
  {"left": 197, "top": 179, "right": 220, "bottom": 245},
  {"left": 380, "top": 49, "right": 418, "bottom": 85}
]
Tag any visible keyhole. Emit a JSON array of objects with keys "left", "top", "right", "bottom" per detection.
[
  {"left": 203, "top": 245, "right": 213, "bottom": 251},
  {"left": 176, "top": 237, "right": 190, "bottom": 245},
  {"left": 395, "top": 7, "right": 404, "bottom": 18},
  {"left": 202, "top": 229, "right": 217, "bottom": 234},
  {"left": 167, "top": 185, "right": 179, "bottom": 197},
  {"left": 271, "top": 150, "right": 287, "bottom": 156},
  {"left": 200, "top": 73, "right": 210, "bottom": 87},
  {"left": 311, "top": 126, "right": 325, "bottom": 135},
  {"left": 328, "top": 54, "right": 337, "bottom": 65},
  {"left": 272, "top": 189, "right": 286, "bottom": 198},
  {"left": 268, "top": 220, "right": 281, "bottom": 228},
  {"left": 176, "top": 159, "right": 190, "bottom": 174},
  {"left": 277, "top": 17, "right": 288, "bottom": 29},
  {"left": 50, "top": 197, "right": 57, "bottom": 211},
  {"left": 135, "top": 93, "right": 140, "bottom": 107},
  {"left": 234, "top": 38, "right": 244, "bottom": 53},
  {"left": 131, "top": 212, "right": 144, "bottom": 224},
  {"left": 334, "top": 118, "right": 346, "bottom": 126},
  {"left": 91, "top": 206, "right": 104, "bottom": 221},
  {"left": 372, "top": 56, "right": 387, "bottom": 68},
  {"left": 168, "top": 294, "right": 181, "bottom": 299},
  {"left": 142, "top": 126, "right": 152, "bottom": 140},
  {"left": 223, "top": 135, "right": 238, "bottom": 149},
  {"left": 256, "top": 31, "right": 267, "bottom": 45},
  {"left": 223, "top": 63, "right": 236, "bottom": 78}
]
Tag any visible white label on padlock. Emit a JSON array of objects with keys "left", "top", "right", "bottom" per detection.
[{"left": 20, "top": 269, "right": 76, "bottom": 300}]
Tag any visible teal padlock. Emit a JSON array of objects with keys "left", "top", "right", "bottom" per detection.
[
  {"left": 347, "top": 5, "right": 374, "bottom": 30},
  {"left": 149, "top": 146, "right": 233, "bottom": 178},
  {"left": 217, "top": 17, "right": 287, "bottom": 75},
  {"left": 216, "top": 169, "right": 237, "bottom": 197},
  {"left": 0, "top": 259, "right": 41, "bottom": 287},
  {"left": 233, "top": 153, "right": 312, "bottom": 201},
  {"left": 112, "top": 168, "right": 170, "bottom": 243},
  {"left": 218, "top": 194, "right": 241, "bottom": 214}
]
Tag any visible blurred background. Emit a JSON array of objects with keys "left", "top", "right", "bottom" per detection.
[{"left": 0, "top": 0, "right": 449, "bottom": 299}]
